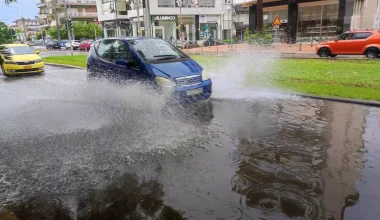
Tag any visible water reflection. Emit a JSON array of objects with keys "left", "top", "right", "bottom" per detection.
[
  {"left": 2, "top": 173, "right": 186, "bottom": 220},
  {"left": 223, "top": 100, "right": 374, "bottom": 220}
]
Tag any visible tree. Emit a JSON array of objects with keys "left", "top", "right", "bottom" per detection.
[
  {"left": 47, "top": 22, "right": 102, "bottom": 40},
  {"left": 256, "top": 0, "right": 263, "bottom": 32},
  {"left": 4, "top": 0, "right": 17, "bottom": 4},
  {"left": 0, "top": 22, "right": 12, "bottom": 44}
]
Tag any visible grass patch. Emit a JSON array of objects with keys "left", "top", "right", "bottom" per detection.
[
  {"left": 44, "top": 55, "right": 87, "bottom": 68},
  {"left": 44, "top": 55, "right": 380, "bottom": 101}
]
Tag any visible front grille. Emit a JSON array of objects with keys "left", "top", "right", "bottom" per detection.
[
  {"left": 14, "top": 68, "right": 42, "bottom": 73},
  {"left": 16, "top": 61, "right": 36, "bottom": 65},
  {"left": 175, "top": 75, "right": 202, "bottom": 86}
]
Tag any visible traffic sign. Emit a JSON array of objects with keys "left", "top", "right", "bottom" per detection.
[{"left": 272, "top": 16, "right": 281, "bottom": 26}]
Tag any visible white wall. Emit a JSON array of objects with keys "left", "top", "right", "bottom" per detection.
[{"left": 149, "top": 0, "right": 223, "bottom": 15}]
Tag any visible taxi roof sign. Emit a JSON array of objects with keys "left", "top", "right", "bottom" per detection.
[{"left": 272, "top": 16, "right": 281, "bottom": 26}]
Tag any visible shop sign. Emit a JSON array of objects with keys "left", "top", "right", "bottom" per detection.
[
  {"left": 199, "top": 15, "right": 218, "bottom": 23},
  {"left": 119, "top": 20, "right": 130, "bottom": 25},
  {"left": 131, "top": 17, "right": 144, "bottom": 22},
  {"left": 103, "top": 21, "right": 116, "bottom": 26},
  {"left": 153, "top": 15, "right": 176, "bottom": 21}
]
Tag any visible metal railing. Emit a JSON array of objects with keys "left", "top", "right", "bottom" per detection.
[{"left": 59, "top": 12, "right": 98, "bottom": 18}]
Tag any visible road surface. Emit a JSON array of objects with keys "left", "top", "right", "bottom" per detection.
[{"left": 0, "top": 66, "right": 379, "bottom": 219}]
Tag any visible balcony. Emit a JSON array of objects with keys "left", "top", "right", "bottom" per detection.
[
  {"left": 38, "top": 14, "right": 48, "bottom": 19},
  {"left": 60, "top": 0, "right": 96, "bottom": 6},
  {"left": 59, "top": 12, "right": 98, "bottom": 18},
  {"left": 36, "top": 2, "right": 46, "bottom": 8}
]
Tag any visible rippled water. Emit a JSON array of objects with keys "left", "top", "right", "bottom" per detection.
[{"left": 1, "top": 68, "right": 380, "bottom": 219}]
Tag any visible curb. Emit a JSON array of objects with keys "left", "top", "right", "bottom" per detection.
[
  {"left": 44, "top": 62, "right": 86, "bottom": 69},
  {"left": 298, "top": 94, "right": 380, "bottom": 108},
  {"left": 43, "top": 62, "right": 380, "bottom": 108}
]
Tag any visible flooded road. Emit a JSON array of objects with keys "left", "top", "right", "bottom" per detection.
[{"left": 1, "top": 66, "right": 380, "bottom": 220}]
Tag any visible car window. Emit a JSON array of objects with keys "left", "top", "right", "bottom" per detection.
[
  {"left": 97, "top": 40, "right": 113, "bottom": 61},
  {"left": 111, "top": 40, "right": 139, "bottom": 68},
  {"left": 9, "top": 46, "right": 35, "bottom": 55},
  {"left": 338, "top": 33, "right": 353, "bottom": 40},
  {"left": 353, "top": 32, "right": 372, "bottom": 40},
  {"left": 128, "top": 38, "right": 187, "bottom": 62}
]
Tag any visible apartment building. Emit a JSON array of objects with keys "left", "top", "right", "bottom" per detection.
[
  {"left": 37, "top": 0, "right": 98, "bottom": 29},
  {"left": 8, "top": 18, "right": 41, "bottom": 41},
  {"left": 96, "top": 0, "right": 229, "bottom": 41}
]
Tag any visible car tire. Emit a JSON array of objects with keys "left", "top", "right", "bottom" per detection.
[
  {"left": 365, "top": 48, "right": 379, "bottom": 59},
  {"left": 318, "top": 48, "right": 331, "bottom": 58},
  {"left": 330, "top": 55, "right": 337, "bottom": 58}
]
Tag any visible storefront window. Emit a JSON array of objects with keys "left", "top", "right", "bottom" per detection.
[
  {"left": 181, "top": 16, "right": 196, "bottom": 41},
  {"left": 199, "top": 23, "right": 218, "bottom": 40},
  {"left": 298, "top": 3, "right": 339, "bottom": 41}
]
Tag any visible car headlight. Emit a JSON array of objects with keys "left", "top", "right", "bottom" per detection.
[
  {"left": 4, "top": 60, "right": 16, "bottom": 64},
  {"left": 202, "top": 70, "right": 210, "bottom": 81},
  {"left": 156, "top": 76, "right": 176, "bottom": 88},
  {"left": 35, "top": 59, "right": 43, "bottom": 63}
]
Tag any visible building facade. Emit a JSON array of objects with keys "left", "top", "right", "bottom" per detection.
[
  {"left": 96, "top": 0, "right": 229, "bottom": 41},
  {"left": 37, "top": 0, "right": 98, "bottom": 29},
  {"left": 8, "top": 18, "right": 41, "bottom": 42},
  {"left": 349, "top": 0, "right": 380, "bottom": 30}
]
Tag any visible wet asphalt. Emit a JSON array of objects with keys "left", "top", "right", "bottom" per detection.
[{"left": 0, "top": 66, "right": 380, "bottom": 220}]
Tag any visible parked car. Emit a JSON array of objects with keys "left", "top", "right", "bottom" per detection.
[
  {"left": 27, "top": 41, "right": 39, "bottom": 46},
  {"left": 316, "top": 30, "right": 380, "bottom": 58},
  {"left": 0, "top": 44, "right": 44, "bottom": 76},
  {"left": 65, "top": 40, "right": 81, "bottom": 50},
  {"left": 59, "top": 40, "right": 68, "bottom": 48},
  {"left": 79, "top": 40, "right": 94, "bottom": 51},
  {"left": 86, "top": 37, "right": 212, "bottom": 102},
  {"left": 46, "top": 40, "right": 61, "bottom": 50},
  {"left": 203, "top": 39, "right": 226, "bottom": 46}
]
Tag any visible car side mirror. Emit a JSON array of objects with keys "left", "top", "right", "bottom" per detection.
[
  {"left": 35, "top": 50, "right": 40, "bottom": 54},
  {"left": 334, "top": 39, "right": 338, "bottom": 42},
  {"left": 115, "top": 59, "right": 129, "bottom": 66}
]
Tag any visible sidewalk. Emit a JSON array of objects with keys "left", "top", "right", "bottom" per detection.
[{"left": 181, "top": 43, "right": 317, "bottom": 54}]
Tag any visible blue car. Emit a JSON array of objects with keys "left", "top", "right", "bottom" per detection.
[
  {"left": 59, "top": 40, "right": 68, "bottom": 48},
  {"left": 86, "top": 37, "right": 212, "bottom": 102}
]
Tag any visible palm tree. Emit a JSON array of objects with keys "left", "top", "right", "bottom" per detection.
[
  {"left": 4, "top": 0, "right": 17, "bottom": 4},
  {"left": 256, "top": 0, "right": 263, "bottom": 32}
]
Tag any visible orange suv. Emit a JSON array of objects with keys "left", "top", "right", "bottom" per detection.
[{"left": 316, "top": 30, "right": 380, "bottom": 58}]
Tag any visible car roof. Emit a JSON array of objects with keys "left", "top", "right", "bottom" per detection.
[
  {"left": 3, "top": 44, "right": 29, "bottom": 47},
  {"left": 346, "top": 30, "right": 379, "bottom": 33},
  {"left": 96, "top": 37, "right": 162, "bottom": 42}
]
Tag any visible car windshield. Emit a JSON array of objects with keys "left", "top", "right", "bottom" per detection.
[
  {"left": 128, "top": 38, "right": 187, "bottom": 62},
  {"left": 9, "top": 46, "right": 35, "bottom": 55}
]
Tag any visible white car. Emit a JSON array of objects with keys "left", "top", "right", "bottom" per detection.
[{"left": 65, "top": 40, "right": 81, "bottom": 49}]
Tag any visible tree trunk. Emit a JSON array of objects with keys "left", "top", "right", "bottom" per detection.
[{"left": 256, "top": 0, "right": 263, "bottom": 32}]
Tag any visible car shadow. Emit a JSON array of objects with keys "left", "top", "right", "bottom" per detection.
[{"left": 1, "top": 72, "right": 44, "bottom": 82}]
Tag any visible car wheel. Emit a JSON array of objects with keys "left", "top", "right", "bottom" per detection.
[
  {"left": 365, "top": 48, "right": 379, "bottom": 59},
  {"left": 318, "top": 48, "right": 330, "bottom": 58}
]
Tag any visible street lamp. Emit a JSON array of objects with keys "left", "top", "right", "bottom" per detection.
[
  {"left": 226, "top": 6, "right": 233, "bottom": 49},
  {"left": 220, "top": 12, "right": 225, "bottom": 40}
]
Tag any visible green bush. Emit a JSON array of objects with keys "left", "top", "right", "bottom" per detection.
[{"left": 244, "top": 26, "right": 274, "bottom": 46}]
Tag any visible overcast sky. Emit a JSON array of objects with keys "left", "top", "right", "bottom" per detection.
[{"left": 0, "top": 0, "right": 39, "bottom": 24}]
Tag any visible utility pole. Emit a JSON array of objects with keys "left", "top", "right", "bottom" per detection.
[
  {"left": 136, "top": 0, "right": 141, "bottom": 36},
  {"left": 144, "top": 0, "right": 151, "bottom": 37},
  {"left": 64, "top": 0, "right": 73, "bottom": 56}
]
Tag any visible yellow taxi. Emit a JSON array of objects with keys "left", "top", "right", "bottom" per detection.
[{"left": 0, "top": 44, "right": 44, "bottom": 76}]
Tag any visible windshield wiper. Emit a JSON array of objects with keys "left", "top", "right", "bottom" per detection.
[
  {"left": 153, "top": 54, "right": 178, "bottom": 57},
  {"left": 150, "top": 55, "right": 179, "bottom": 62}
]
